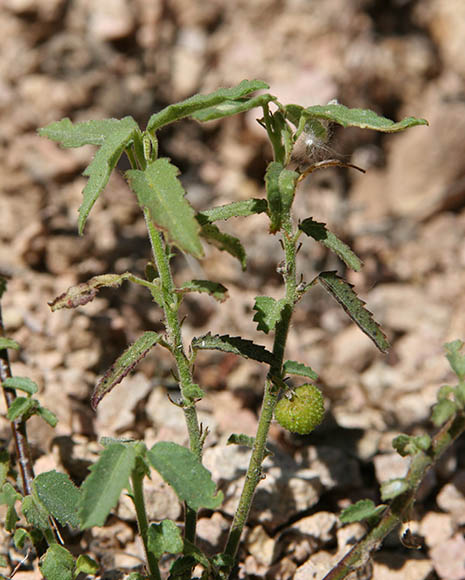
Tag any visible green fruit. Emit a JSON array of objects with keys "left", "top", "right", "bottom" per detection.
[{"left": 275, "top": 384, "right": 324, "bottom": 434}]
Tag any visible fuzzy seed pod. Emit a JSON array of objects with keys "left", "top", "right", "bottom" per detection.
[{"left": 275, "top": 384, "right": 324, "bottom": 434}]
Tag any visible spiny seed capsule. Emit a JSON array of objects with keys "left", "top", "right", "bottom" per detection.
[{"left": 274, "top": 384, "right": 325, "bottom": 435}]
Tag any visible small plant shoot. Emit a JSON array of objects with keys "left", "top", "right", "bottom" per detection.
[{"left": 1, "top": 80, "right": 460, "bottom": 580}]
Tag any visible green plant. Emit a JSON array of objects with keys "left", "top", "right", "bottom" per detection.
[{"left": 1, "top": 80, "right": 459, "bottom": 579}]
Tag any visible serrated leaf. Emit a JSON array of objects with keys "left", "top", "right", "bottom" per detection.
[
  {"left": 191, "top": 333, "right": 275, "bottom": 366},
  {"left": 198, "top": 223, "right": 246, "bottom": 270},
  {"left": 0, "top": 337, "right": 20, "bottom": 350},
  {"left": 287, "top": 103, "right": 428, "bottom": 132},
  {"left": 75, "top": 554, "right": 99, "bottom": 576},
  {"left": 147, "top": 80, "right": 269, "bottom": 132},
  {"left": 196, "top": 198, "right": 268, "bottom": 224},
  {"left": 340, "top": 499, "right": 387, "bottom": 524},
  {"left": 300, "top": 218, "right": 363, "bottom": 271},
  {"left": 444, "top": 340, "right": 465, "bottom": 381},
  {"left": 380, "top": 478, "right": 409, "bottom": 501},
  {"left": 176, "top": 280, "right": 228, "bottom": 303},
  {"left": 34, "top": 471, "right": 80, "bottom": 528},
  {"left": 91, "top": 331, "right": 162, "bottom": 409},
  {"left": 191, "top": 93, "right": 275, "bottom": 122},
  {"left": 78, "top": 443, "right": 136, "bottom": 528},
  {"left": 147, "top": 442, "right": 223, "bottom": 511},
  {"left": 127, "top": 159, "right": 204, "bottom": 259},
  {"left": 6, "top": 397, "right": 39, "bottom": 422},
  {"left": 282, "top": 360, "right": 318, "bottom": 381},
  {"left": 39, "top": 117, "right": 140, "bottom": 234},
  {"left": 253, "top": 296, "right": 287, "bottom": 334},
  {"left": 431, "top": 399, "right": 457, "bottom": 427},
  {"left": 266, "top": 161, "right": 285, "bottom": 233},
  {"left": 2, "top": 376, "right": 38, "bottom": 395},
  {"left": 147, "top": 520, "right": 184, "bottom": 559},
  {"left": 48, "top": 273, "right": 131, "bottom": 311},
  {"left": 227, "top": 433, "right": 255, "bottom": 448},
  {"left": 39, "top": 544, "right": 75, "bottom": 580},
  {"left": 392, "top": 434, "right": 431, "bottom": 457},
  {"left": 318, "top": 271, "right": 390, "bottom": 353}
]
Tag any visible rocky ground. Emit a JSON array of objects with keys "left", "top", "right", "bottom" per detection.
[{"left": 1, "top": 1, "right": 465, "bottom": 578}]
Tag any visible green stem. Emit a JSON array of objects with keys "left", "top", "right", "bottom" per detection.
[
  {"left": 223, "top": 219, "right": 297, "bottom": 571},
  {"left": 144, "top": 209, "right": 202, "bottom": 545},
  {"left": 131, "top": 468, "right": 161, "bottom": 580}
]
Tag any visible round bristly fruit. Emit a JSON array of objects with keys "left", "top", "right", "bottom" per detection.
[{"left": 275, "top": 384, "right": 325, "bottom": 435}]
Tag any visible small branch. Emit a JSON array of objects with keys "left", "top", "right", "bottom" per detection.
[
  {"left": 0, "top": 301, "right": 35, "bottom": 496},
  {"left": 323, "top": 412, "right": 465, "bottom": 580}
]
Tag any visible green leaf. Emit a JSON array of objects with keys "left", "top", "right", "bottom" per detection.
[
  {"left": 340, "top": 499, "right": 387, "bottom": 524},
  {"left": 287, "top": 103, "right": 428, "bottom": 132},
  {"left": 2, "top": 377, "right": 38, "bottom": 395},
  {"left": 282, "top": 360, "right": 318, "bottom": 381},
  {"left": 392, "top": 434, "right": 431, "bottom": 457},
  {"left": 34, "top": 471, "right": 80, "bottom": 528},
  {"left": 299, "top": 218, "right": 363, "bottom": 271},
  {"left": 183, "top": 383, "right": 205, "bottom": 401},
  {"left": 39, "top": 117, "right": 140, "bottom": 234},
  {"left": 318, "top": 271, "right": 390, "bottom": 353},
  {"left": 431, "top": 399, "right": 457, "bottom": 427},
  {"left": 0, "top": 449, "right": 9, "bottom": 488},
  {"left": 198, "top": 223, "right": 246, "bottom": 270},
  {"left": 48, "top": 273, "right": 132, "bottom": 311},
  {"left": 380, "top": 478, "right": 409, "bottom": 501},
  {"left": 75, "top": 554, "right": 99, "bottom": 576},
  {"left": 6, "top": 397, "right": 39, "bottom": 422},
  {"left": 444, "top": 340, "right": 465, "bottom": 381},
  {"left": 147, "top": 519, "right": 184, "bottom": 559},
  {"left": 253, "top": 296, "right": 287, "bottom": 334},
  {"left": 39, "top": 544, "right": 75, "bottom": 580},
  {"left": 176, "top": 280, "right": 228, "bottom": 303},
  {"left": 196, "top": 198, "right": 268, "bottom": 224},
  {"left": 147, "top": 442, "right": 223, "bottom": 511},
  {"left": 0, "top": 337, "right": 20, "bottom": 351},
  {"left": 227, "top": 433, "right": 255, "bottom": 448},
  {"left": 91, "top": 331, "right": 162, "bottom": 409},
  {"left": 13, "top": 528, "right": 31, "bottom": 550},
  {"left": 1, "top": 483, "right": 21, "bottom": 532},
  {"left": 36, "top": 405, "right": 58, "bottom": 428},
  {"left": 182, "top": 539, "right": 211, "bottom": 569},
  {"left": 191, "top": 93, "right": 275, "bottom": 122},
  {"left": 127, "top": 159, "right": 204, "bottom": 259},
  {"left": 147, "top": 80, "right": 269, "bottom": 132},
  {"left": 191, "top": 333, "right": 276, "bottom": 366},
  {"left": 78, "top": 443, "right": 137, "bottom": 528},
  {"left": 265, "top": 161, "right": 285, "bottom": 233},
  {"left": 22, "top": 494, "right": 50, "bottom": 532}
]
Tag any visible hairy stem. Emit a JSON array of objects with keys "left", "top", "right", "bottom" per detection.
[
  {"left": 144, "top": 210, "right": 202, "bottom": 545},
  {"left": 323, "top": 411, "right": 465, "bottom": 580},
  {"left": 223, "top": 219, "right": 297, "bottom": 571},
  {"left": 131, "top": 466, "right": 162, "bottom": 580}
]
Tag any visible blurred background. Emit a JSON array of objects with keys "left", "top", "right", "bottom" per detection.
[{"left": 1, "top": 1, "right": 465, "bottom": 578}]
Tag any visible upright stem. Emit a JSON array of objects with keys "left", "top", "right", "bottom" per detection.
[
  {"left": 131, "top": 467, "right": 162, "bottom": 580},
  {"left": 223, "top": 219, "right": 297, "bottom": 570},
  {"left": 144, "top": 210, "right": 202, "bottom": 543}
]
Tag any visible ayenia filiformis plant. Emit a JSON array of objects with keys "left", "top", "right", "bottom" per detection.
[{"left": 1, "top": 80, "right": 434, "bottom": 579}]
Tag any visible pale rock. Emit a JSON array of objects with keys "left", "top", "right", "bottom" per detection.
[
  {"left": 373, "top": 452, "right": 409, "bottom": 485},
  {"left": 87, "top": 0, "right": 135, "bottom": 41},
  {"left": 294, "top": 550, "right": 344, "bottom": 580},
  {"left": 290, "top": 512, "right": 339, "bottom": 545},
  {"left": 419, "top": 511, "right": 454, "bottom": 548},
  {"left": 436, "top": 471, "right": 465, "bottom": 524},
  {"left": 96, "top": 372, "right": 152, "bottom": 434},
  {"left": 372, "top": 553, "right": 434, "bottom": 580},
  {"left": 196, "top": 512, "right": 230, "bottom": 553},
  {"left": 430, "top": 534, "right": 465, "bottom": 580},
  {"left": 298, "top": 446, "right": 363, "bottom": 490},
  {"left": 246, "top": 525, "right": 276, "bottom": 567}
]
